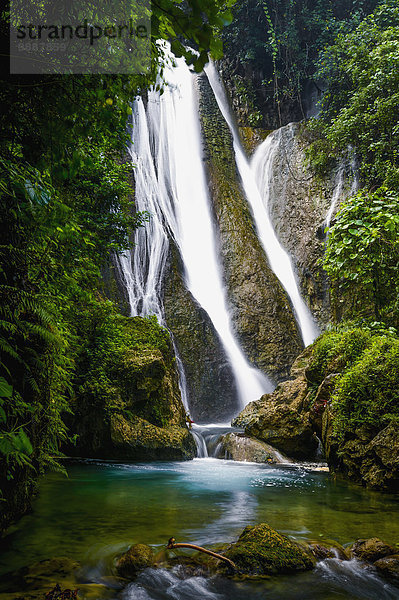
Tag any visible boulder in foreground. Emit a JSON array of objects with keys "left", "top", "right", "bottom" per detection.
[{"left": 224, "top": 523, "right": 315, "bottom": 575}]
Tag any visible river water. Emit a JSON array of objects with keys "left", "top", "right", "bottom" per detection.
[{"left": 1, "top": 458, "right": 399, "bottom": 599}]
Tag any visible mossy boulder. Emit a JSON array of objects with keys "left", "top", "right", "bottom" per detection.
[
  {"left": 116, "top": 544, "right": 154, "bottom": 579},
  {"left": 110, "top": 414, "right": 195, "bottom": 460},
  {"left": 374, "top": 555, "right": 399, "bottom": 582},
  {"left": 224, "top": 524, "right": 315, "bottom": 575},
  {"left": 66, "top": 314, "right": 195, "bottom": 461},
  {"left": 197, "top": 72, "right": 303, "bottom": 383},
  {"left": 349, "top": 538, "right": 396, "bottom": 563},
  {"left": 312, "top": 329, "right": 399, "bottom": 490}
]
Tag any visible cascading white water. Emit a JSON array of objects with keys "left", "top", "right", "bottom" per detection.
[
  {"left": 116, "top": 53, "right": 272, "bottom": 413},
  {"left": 205, "top": 63, "right": 319, "bottom": 348},
  {"left": 325, "top": 152, "right": 359, "bottom": 230}
]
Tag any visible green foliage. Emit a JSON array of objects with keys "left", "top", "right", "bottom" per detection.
[
  {"left": 309, "top": 0, "right": 399, "bottom": 188},
  {"left": 222, "top": 0, "right": 377, "bottom": 122},
  {"left": 332, "top": 335, "right": 399, "bottom": 438},
  {"left": 310, "top": 324, "right": 399, "bottom": 440},
  {"left": 324, "top": 188, "right": 399, "bottom": 324},
  {"left": 308, "top": 325, "right": 373, "bottom": 382}
]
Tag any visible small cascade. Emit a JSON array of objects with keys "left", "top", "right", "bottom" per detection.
[
  {"left": 325, "top": 151, "right": 359, "bottom": 230},
  {"left": 205, "top": 63, "right": 319, "bottom": 347},
  {"left": 116, "top": 52, "right": 272, "bottom": 429},
  {"left": 190, "top": 425, "right": 209, "bottom": 458}
]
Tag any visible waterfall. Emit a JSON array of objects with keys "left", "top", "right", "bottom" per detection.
[
  {"left": 205, "top": 63, "right": 319, "bottom": 347},
  {"left": 325, "top": 151, "right": 359, "bottom": 231},
  {"left": 116, "top": 53, "right": 272, "bottom": 416}
]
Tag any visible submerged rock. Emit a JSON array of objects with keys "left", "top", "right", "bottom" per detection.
[
  {"left": 217, "top": 432, "right": 289, "bottom": 463},
  {"left": 116, "top": 544, "right": 154, "bottom": 579},
  {"left": 0, "top": 557, "right": 80, "bottom": 595},
  {"left": 224, "top": 523, "right": 315, "bottom": 575},
  {"left": 374, "top": 554, "right": 399, "bottom": 582}
]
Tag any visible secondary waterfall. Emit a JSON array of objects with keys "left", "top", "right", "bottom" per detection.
[
  {"left": 116, "top": 54, "right": 272, "bottom": 412},
  {"left": 325, "top": 151, "right": 359, "bottom": 230},
  {"left": 205, "top": 63, "right": 319, "bottom": 347}
]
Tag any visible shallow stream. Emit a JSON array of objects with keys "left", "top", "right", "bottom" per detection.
[{"left": 1, "top": 457, "right": 399, "bottom": 599}]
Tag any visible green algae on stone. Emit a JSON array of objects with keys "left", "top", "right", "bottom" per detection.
[
  {"left": 116, "top": 544, "right": 154, "bottom": 579},
  {"left": 224, "top": 524, "right": 315, "bottom": 575}
]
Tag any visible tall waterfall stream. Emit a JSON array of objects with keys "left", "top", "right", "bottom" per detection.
[{"left": 115, "top": 55, "right": 272, "bottom": 417}]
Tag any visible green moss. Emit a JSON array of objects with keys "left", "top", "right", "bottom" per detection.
[
  {"left": 332, "top": 335, "right": 399, "bottom": 439},
  {"left": 307, "top": 326, "right": 373, "bottom": 383},
  {"left": 65, "top": 299, "right": 191, "bottom": 459},
  {"left": 224, "top": 523, "right": 315, "bottom": 575},
  {"left": 308, "top": 323, "right": 399, "bottom": 441}
]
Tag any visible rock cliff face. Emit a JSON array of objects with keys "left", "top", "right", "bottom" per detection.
[
  {"left": 263, "top": 123, "right": 342, "bottom": 327},
  {"left": 233, "top": 333, "right": 399, "bottom": 490},
  {"left": 232, "top": 347, "right": 318, "bottom": 460},
  {"left": 163, "top": 244, "right": 240, "bottom": 423},
  {"left": 197, "top": 73, "right": 303, "bottom": 383},
  {"left": 67, "top": 316, "right": 195, "bottom": 461}
]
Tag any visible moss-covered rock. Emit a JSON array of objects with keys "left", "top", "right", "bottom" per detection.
[
  {"left": 349, "top": 538, "right": 396, "bottom": 563},
  {"left": 110, "top": 415, "right": 195, "bottom": 460},
  {"left": 116, "top": 544, "right": 154, "bottom": 578},
  {"left": 238, "top": 126, "right": 270, "bottom": 156},
  {"left": 66, "top": 313, "right": 195, "bottom": 461},
  {"left": 312, "top": 328, "right": 399, "bottom": 490},
  {"left": 374, "top": 555, "right": 399, "bottom": 582},
  {"left": 217, "top": 432, "right": 289, "bottom": 463},
  {"left": 224, "top": 524, "right": 315, "bottom": 575},
  {"left": 197, "top": 73, "right": 303, "bottom": 382},
  {"left": 163, "top": 243, "right": 240, "bottom": 423}
]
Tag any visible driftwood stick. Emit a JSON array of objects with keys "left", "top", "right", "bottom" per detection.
[{"left": 166, "top": 538, "right": 237, "bottom": 571}]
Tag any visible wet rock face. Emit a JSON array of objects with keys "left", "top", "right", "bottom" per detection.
[
  {"left": 217, "top": 432, "right": 288, "bottom": 463},
  {"left": 224, "top": 523, "right": 315, "bottom": 575},
  {"left": 232, "top": 348, "right": 318, "bottom": 460},
  {"left": 262, "top": 123, "right": 338, "bottom": 327},
  {"left": 197, "top": 72, "right": 303, "bottom": 383},
  {"left": 163, "top": 243, "right": 240, "bottom": 423}
]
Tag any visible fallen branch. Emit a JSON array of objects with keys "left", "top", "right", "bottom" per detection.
[{"left": 166, "top": 537, "right": 237, "bottom": 571}]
